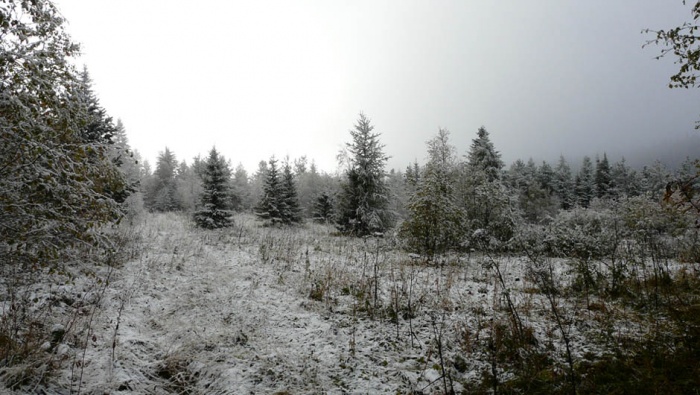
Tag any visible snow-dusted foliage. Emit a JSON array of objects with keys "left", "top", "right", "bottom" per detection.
[
  {"left": 0, "top": 0, "right": 128, "bottom": 266},
  {"left": 400, "top": 129, "right": 465, "bottom": 258},
  {"left": 255, "top": 157, "right": 301, "bottom": 225},
  {"left": 193, "top": 147, "right": 234, "bottom": 229},
  {"left": 595, "top": 153, "right": 613, "bottom": 198},
  {"left": 610, "top": 157, "right": 642, "bottom": 198},
  {"left": 575, "top": 156, "right": 595, "bottom": 208},
  {"left": 312, "top": 191, "right": 335, "bottom": 223},
  {"left": 459, "top": 127, "right": 515, "bottom": 249},
  {"left": 0, "top": 0, "right": 136, "bottom": 382},
  {"left": 144, "top": 147, "right": 181, "bottom": 212},
  {"left": 255, "top": 157, "right": 284, "bottom": 224},
  {"left": 555, "top": 155, "right": 576, "bottom": 209},
  {"left": 506, "top": 158, "right": 559, "bottom": 224},
  {"left": 336, "top": 113, "right": 393, "bottom": 235},
  {"left": 281, "top": 159, "right": 302, "bottom": 224},
  {"left": 466, "top": 126, "right": 504, "bottom": 182},
  {"left": 8, "top": 209, "right": 694, "bottom": 394}
]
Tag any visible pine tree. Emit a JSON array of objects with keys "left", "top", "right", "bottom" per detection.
[
  {"left": 595, "top": 153, "right": 613, "bottom": 198},
  {"left": 145, "top": 147, "right": 181, "bottom": 211},
  {"left": 537, "top": 161, "right": 556, "bottom": 194},
  {"left": 281, "top": 159, "right": 302, "bottom": 224},
  {"left": 74, "top": 66, "right": 117, "bottom": 144},
  {"left": 255, "top": 157, "right": 286, "bottom": 225},
  {"left": 459, "top": 127, "right": 514, "bottom": 248},
  {"left": 505, "top": 159, "right": 528, "bottom": 191},
  {"left": 555, "top": 155, "right": 575, "bottom": 210},
  {"left": 336, "top": 113, "right": 392, "bottom": 235},
  {"left": 296, "top": 158, "right": 323, "bottom": 218},
  {"left": 641, "top": 160, "right": 671, "bottom": 199},
  {"left": 405, "top": 160, "right": 421, "bottom": 188},
  {"left": 576, "top": 156, "right": 595, "bottom": 208},
  {"left": 175, "top": 160, "right": 203, "bottom": 212},
  {"left": 400, "top": 129, "right": 465, "bottom": 258},
  {"left": 194, "top": 147, "right": 234, "bottom": 229},
  {"left": 232, "top": 163, "right": 252, "bottom": 211},
  {"left": 0, "top": 0, "right": 127, "bottom": 268},
  {"left": 312, "top": 192, "right": 335, "bottom": 223},
  {"left": 467, "top": 126, "right": 504, "bottom": 182}
]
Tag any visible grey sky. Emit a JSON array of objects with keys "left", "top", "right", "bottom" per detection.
[{"left": 54, "top": 0, "right": 699, "bottom": 173}]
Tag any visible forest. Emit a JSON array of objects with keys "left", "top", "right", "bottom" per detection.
[{"left": 1, "top": 0, "right": 700, "bottom": 394}]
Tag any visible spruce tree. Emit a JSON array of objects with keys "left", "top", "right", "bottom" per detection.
[
  {"left": 537, "top": 161, "right": 556, "bottom": 194},
  {"left": 467, "top": 126, "right": 504, "bottom": 182},
  {"left": 0, "top": 0, "right": 127, "bottom": 268},
  {"left": 400, "top": 129, "right": 464, "bottom": 258},
  {"left": 336, "top": 113, "right": 392, "bottom": 235},
  {"left": 610, "top": 157, "right": 643, "bottom": 198},
  {"left": 75, "top": 67, "right": 117, "bottom": 144},
  {"left": 255, "top": 157, "right": 286, "bottom": 225},
  {"left": 232, "top": 163, "right": 252, "bottom": 211},
  {"left": 576, "top": 156, "right": 595, "bottom": 207},
  {"left": 595, "top": 153, "right": 613, "bottom": 198},
  {"left": 145, "top": 147, "right": 181, "bottom": 211},
  {"left": 281, "top": 159, "right": 302, "bottom": 224},
  {"left": 312, "top": 192, "right": 335, "bottom": 223},
  {"left": 459, "top": 126, "right": 513, "bottom": 248},
  {"left": 555, "top": 155, "right": 575, "bottom": 210},
  {"left": 194, "top": 147, "right": 234, "bottom": 229}
]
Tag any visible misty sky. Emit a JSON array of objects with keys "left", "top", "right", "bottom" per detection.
[{"left": 54, "top": 0, "right": 700, "bottom": 173}]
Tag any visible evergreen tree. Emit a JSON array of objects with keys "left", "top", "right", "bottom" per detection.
[
  {"left": 641, "top": 160, "right": 671, "bottom": 199},
  {"left": 312, "top": 192, "right": 335, "bottom": 223},
  {"left": 400, "top": 129, "right": 465, "bottom": 258},
  {"left": 505, "top": 159, "right": 528, "bottom": 192},
  {"left": 232, "top": 163, "right": 252, "bottom": 211},
  {"left": 175, "top": 160, "right": 202, "bottom": 212},
  {"left": 467, "top": 126, "right": 504, "bottom": 181},
  {"left": 610, "top": 157, "right": 639, "bottom": 197},
  {"left": 459, "top": 127, "right": 514, "bottom": 249},
  {"left": 110, "top": 119, "right": 141, "bottom": 190},
  {"left": 251, "top": 160, "right": 269, "bottom": 205},
  {"left": 296, "top": 158, "right": 323, "bottom": 218},
  {"left": 595, "top": 153, "right": 613, "bottom": 198},
  {"left": 74, "top": 66, "right": 117, "bottom": 144},
  {"left": 194, "top": 147, "right": 234, "bottom": 229},
  {"left": 537, "top": 161, "right": 557, "bottom": 194},
  {"left": 555, "top": 155, "right": 575, "bottom": 210},
  {"left": 576, "top": 156, "right": 595, "bottom": 207},
  {"left": 336, "top": 113, "right": 392, "bottom": 235},
  {"left": 294, "top": 156, "right": 308, "bottom": 175},
  {"left": 387, "top": 168, "right": 410, "bottom": 220},
  {"left": 255, "top": 157, "right": 286, "bottom": 225},
  {"left": 145, "top": 147, "right": 181, "bottom": 211},
  {"left": 0, "top": 0, "right": 127, "bottom": 268},
  {"left": 405, "top": 160, "right": 421, "bottom": 188},
  {"left": 281, "top": 159, "right": 302, "bottom": 224},
  {"left": 507, "top": 159, "right": 557, "bottom": 223}
]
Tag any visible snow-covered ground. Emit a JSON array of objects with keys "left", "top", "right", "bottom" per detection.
[{"left": 4, "top": 212, "right": 691, "bottom": 394}]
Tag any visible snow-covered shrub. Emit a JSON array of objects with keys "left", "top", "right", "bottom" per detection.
[
  {"left": 547, "top": 207, "right": 619, "bottom": 260},
  {"left": 620, "top": 195, "right": 694, "bottom": 260}
]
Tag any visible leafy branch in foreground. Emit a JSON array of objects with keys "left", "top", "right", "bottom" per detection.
[{"left": 1, "top": 0, "right": 129, "bottom": 267}]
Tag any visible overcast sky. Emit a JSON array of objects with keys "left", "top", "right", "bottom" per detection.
[{"left": 54, "top": 0, "right": 700, "bottom": 173}]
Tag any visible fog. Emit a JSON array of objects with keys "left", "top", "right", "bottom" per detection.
[{"left": 55, "top": 0, "right": 700, "bottom": 172}]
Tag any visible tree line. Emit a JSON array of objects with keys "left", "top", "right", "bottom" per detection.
[
  {"left": 139, "top": 113, "right": 697, "bottom": 259},
  {"left": 2, "top": 0, "right": 695, "bottom": 264}
]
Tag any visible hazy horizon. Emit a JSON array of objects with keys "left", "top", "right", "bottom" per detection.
[{"left": 54, "top": 0, "right": 700, "bottom": 174}]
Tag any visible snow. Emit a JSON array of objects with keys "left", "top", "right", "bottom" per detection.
[{"left": 4, "top": 212, "right": 697, "bottom": 394}]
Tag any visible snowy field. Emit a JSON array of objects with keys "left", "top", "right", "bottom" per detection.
[{"left": 4, "top": 212, "right": 691, "bottom": 394}]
